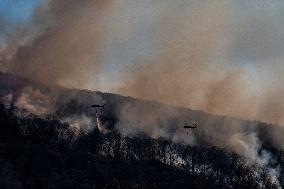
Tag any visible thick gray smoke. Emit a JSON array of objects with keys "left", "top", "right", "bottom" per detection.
[
  {"left": 1, "top": 0, "right": 113, "bottom": 89},
  {"left": 0, "top": 0, "right": 283, "bottom": 125},
  {"left": 0, "top": 74, "right": 282, "bottom": 186},
  {"left": 0, "top": 1, "right": 283, "bottom": 185}
]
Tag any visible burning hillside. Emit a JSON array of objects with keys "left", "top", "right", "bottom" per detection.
[
  {"left": 0, "top": 73, "right": 284, "bottom": 188},
  {"left": 0, "top": 99, "right": 282, "bottom": 188},
  {"left": 1, "top": 1, "right": 284, "bottom": 188}
]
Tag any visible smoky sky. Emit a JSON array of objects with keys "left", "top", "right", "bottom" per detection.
[{"left": 0, "top": 0, "right": 283, "bottom": 125}]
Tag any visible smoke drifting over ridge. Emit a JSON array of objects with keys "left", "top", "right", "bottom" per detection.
[
  {"left": 0, "top": 0, "right": 283, "bottom": 125},
  {"left": 2, "top": 0, "right": 114, "bottom": 89}
]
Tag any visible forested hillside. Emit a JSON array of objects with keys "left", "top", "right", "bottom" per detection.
[{"left": 0, "top": 104, "right": 281, "bottom": 189}]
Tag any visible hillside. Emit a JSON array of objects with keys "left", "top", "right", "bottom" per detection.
[
  {"left": 0, "top": 104, "right": 280, "bottom": 189},
  {"left": 0, "top": 73, "right": 284, "bottom": 188}
]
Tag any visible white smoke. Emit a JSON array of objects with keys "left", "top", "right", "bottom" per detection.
[
  {"left": 115, "top": 101, "right": 196, "bottom": 145},
  {"left": 229, "top": 133, "right": 281, "bottom": 188},
  {"left": 61, "top": 115, "right": 94, "bottom": 133},
  {"left": 15, "top": 86, "right": 54, "bottom": 116}
]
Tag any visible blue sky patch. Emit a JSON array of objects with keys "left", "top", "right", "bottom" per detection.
[{"left": 0, "top": 0, "right": 41, "bottom": 23}]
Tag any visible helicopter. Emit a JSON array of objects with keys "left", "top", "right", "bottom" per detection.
[
  {"left": 90, "top": 104, "right": 105, "bottom": 108},
  {"left": 184, "top": 121, "right": 197, "bottom": 129}
]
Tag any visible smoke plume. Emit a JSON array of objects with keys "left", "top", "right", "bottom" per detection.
[
  {"left": 229, "top": 133, "right": 281, "bottom": 188},
  {"left": 1, "top": 0, "right": 284, "bottom": 166},
  {"left": 0, "top": 0, "right": 283, "bottom": 165},
  {"left": 1, "top": 0, "right": 283, "bottom": 125},
  {"left": 2, "top": 0, "right": 114, "bottom": 90}
]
